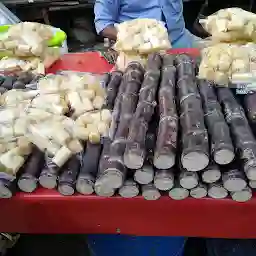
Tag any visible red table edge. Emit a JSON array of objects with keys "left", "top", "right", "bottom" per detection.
[
  {"left": 47, "top": 49, "right": 200, "bottom": 74},
  {"left": 1, "top": 48, "right": 255, "bottom": 238}
]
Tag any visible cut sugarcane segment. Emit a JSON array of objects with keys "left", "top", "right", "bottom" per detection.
[
  {"left": 198, "top": 79, "right": 234, "bottom": 165},
  {"left": 154, "top": 169, "right": 174, "bottom": 191},
  {"left": 134, "top": 164, "right": 154, "bottom": 185},
  {"left": 169, "top": 185, "right": 189, "bottom": 200},
  {"left": 222, "top": 169, "right": 247, "bottom": 192},
  {"left": 119, "top": 179, "right": 139, "bottom": 198},
  {"left": 202, "top": 164, "right": 221, "bottom": 184},
  {"left": 230, "top": 186, "right": 252, "bottom": 202},
  {"left": 190, "top": 182, "right": 207, "bottom": 199},
  {"left": 179, "top": 170, "right": 199, "bottom": 189},
  {"left": 58, "top": 155, "right": 80, "bottom": 196},
  {"left": 208, "top": 182, "right": 228, "bottom": 199},
  {"left": 142, "top": 183, "right": 161, "bottom": 200},
  {"left": 249, "top": 180, "right": 256, "bottom": 188}
]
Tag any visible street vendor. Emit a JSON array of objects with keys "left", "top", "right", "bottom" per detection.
[{"left": 94, "top": 0, "right": 199, "bottom": 48}]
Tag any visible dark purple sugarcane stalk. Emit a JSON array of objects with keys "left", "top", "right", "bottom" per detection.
[
  {"left": 217, "top": 87, "right": 256, "bottom": 181},
  {"left": 198, "top": 79, "right": 234, "bottom": 165},
  {"left": 58, "top": 155, "right": 81, "bottom": 196},
  {"left": 106, "top": 71, "right": 122, "bottom": 109},
  {"left": 76, "top": 142, "right": 102, "bottom": 195},
  {"left": 18, "top": 147, "right": 44, "bottom": 193},
  {"left": 39, "top": 154, "right": 62, "bottom": 189}
]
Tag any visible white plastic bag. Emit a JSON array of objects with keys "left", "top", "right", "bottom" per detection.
[
  {"left": 198, "top": 43, "right": 256, "bottom": 85},
  {"left": 200, "top": 8, "right": 256, "bottom": 43},
  {"left": 114, "top": 18, "right": 171, "bottom": 54},
  {"left": 0, "top": 22, "right": 53, "bottom": 57}
]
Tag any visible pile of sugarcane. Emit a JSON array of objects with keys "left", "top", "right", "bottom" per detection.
[
  {"left": 2, "top": 53, "right": 256, "bottom": 202},
  {"left": 89, "top": 53, "right": 256, "bottom": 202}
]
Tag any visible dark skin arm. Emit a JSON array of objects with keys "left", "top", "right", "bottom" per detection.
[{"left": 101, "top": 25, "right": 118, "bottom": 41}]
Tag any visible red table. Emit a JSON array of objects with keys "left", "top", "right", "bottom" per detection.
[{"left": 1, "top": 50, "right": 255, "bottom": 238}]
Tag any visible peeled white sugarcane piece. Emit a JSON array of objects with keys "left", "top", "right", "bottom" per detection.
[
  {"left": 179, "top": 169, "right": 199, "bottom": 189},
  {"left": 14, "top": 118, "right": 28, "bottom": 136},
  {"left": 0, "top": 124, "right": 14, "bottom": 140},
  {"left": 154, "top": 116, "right": 177, "bottom": 169},
  {"left": 29, "top": 122, "right": 70, "bottom": 147},
  {"left": 134, "top": 164, "right": 154, "bottom": 185},
  {"left": 222, "top": 169, "right": 247, "bottom": 192},
  {"left": 118, "top": 179, "right": 139, "bottom": 198},
  {"left": 202, "top": 163, "right": 221, "bottom": 183},
  {"left": 217, "top": 88, "right": 256, "bottom": 180},
  {"left": 93, "top": 96, "right": 105, "bottom": 110},
  {"left": 168, "top": 180, "right": 189, "bottom": 200},
  {"left": 208, "top": 181, "right": 228, "bottom": 199},
  {"left": 142, "top": 183, "right": 161, "bottom": 200},
  {"left": 249, "top": 180, "right": 256, "bottom": 188},
  {"left": 18, "top": 147, "right": 44, "bottom": 193},
  {"left": 26, "top": 133, "right": 61, "bottom": 156},
  {"left": 190, "top": 182, "right": 207, "bottom": 199},
  {"left": 67, "top": 139, "right": 83, "bottom": 154},
  {"left": 123, "top": 118, "right": 148, "bottom": 169},
  {"left": 230, "top": 186, "right": 252, "bottom": 202},
  {"left": 0, "top": 148, "right": 25, "bottom": 176},
  {"left": 154, "top": 169, "right": 174, "bottom": 191},
  {"left": 2, "top": 89, "right": 39, "bottom": 106},
  {"left": 198, "top": 80, "right": 234, "bottom": 165},
  {"left": 106, "top": 71, "right": 123, "bottom": 109},
  {"left": 76, "top": 142, "right": 102, "bottom": 195},
  {"left": 17, "top": 137, "right": 32, "bottom": 156},
  {"left": 72, "top": 125, "right": 90, "bottom": 141},
  {"left": 52, "top": 146, "right": 72, "bottom": 168},
  {"left": 0, "top": 108, "right": 21, "bottom": 124},
  {"left": 101, "top": 109, "right": 112, "bottom": 124},
  {"left": 27, "top": 108, "right": 53, "bottom": 121},
  {"left": 175, "top": 54, "right": 195, "bottom": 78},
  {"left": 58, "top": 155, "right": 81, "bottom": 196},
  {"left": 88, "top": 131, "right": 101, "bottom": 144},
  {"left": 75, "top": 88, "right": 95, "bottom": 100}
]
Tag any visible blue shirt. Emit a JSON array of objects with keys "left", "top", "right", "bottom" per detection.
[{"left": 94, "top": 0, "right": 194, "bottom": 48}]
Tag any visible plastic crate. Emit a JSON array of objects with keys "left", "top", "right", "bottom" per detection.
[{"left": 87, "top": 235, "right": 186, "bottom": 256}]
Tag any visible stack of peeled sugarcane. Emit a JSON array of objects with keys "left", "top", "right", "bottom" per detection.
[
  {"left": 0, "top": 71, "right": 112, "bottom": 197},
  {"left": 1, "top": 53, "right": 256, "bottom": 203}
]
